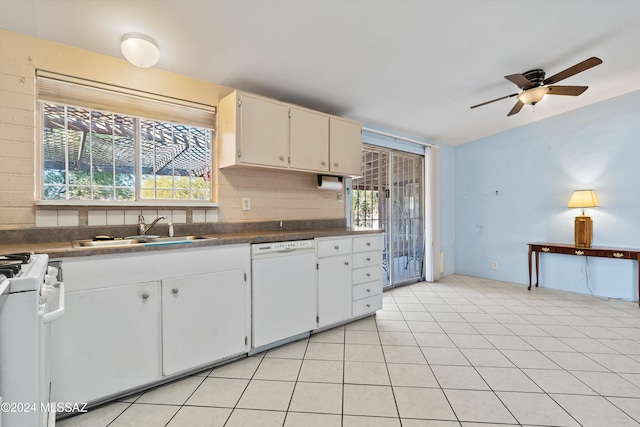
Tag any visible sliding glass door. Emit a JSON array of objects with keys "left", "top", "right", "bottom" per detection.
[{"left": 352, "top": 146, "right": 424, "bottom": 288}]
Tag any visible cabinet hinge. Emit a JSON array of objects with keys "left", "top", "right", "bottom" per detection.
[
  {"left": 238, "top": 150, "right": 242, "bottom": 158},
  {"left": 316, "top": 315, "right": 319, "bottom": 323},
  {"left": 238, "top": 99, "right": 242, "bottom": 107},
  {"left": 244, "top": 272, "right": 247, "bottom": 282},
  {"left": 288, "top": 110, "right": 291, "bottom": 118},
  {"left": 316, "top": 263, "right": 319, "bottom": 270},
  {"left": 245, "top": 336, "right": 248, "bottom": 345},
  {"left": 288, "top": 156, "right": 291, "bottom": 163}
]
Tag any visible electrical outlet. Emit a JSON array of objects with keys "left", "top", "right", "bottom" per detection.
[
  {"left": 242, "top": 197, "right": 251, "bottom": 211},
  {"left": 491, "top": 261, "right": 498, "bottom": 270}
]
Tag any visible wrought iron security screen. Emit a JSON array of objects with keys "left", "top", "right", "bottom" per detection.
[
  {"left": 352, "top": 146, "right": 424, "bottom": 288},
  {"left": 390, "top": 151, "right": 424, "bottom": 285}
]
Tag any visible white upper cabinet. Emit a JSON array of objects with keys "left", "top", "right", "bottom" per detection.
[
  {"left": 219, "top": 92, "right": 289, "bottom": 169},
  {"left": 329, "top": 117, "right": 363, "bottom": 177},
  {"left": 219, "top": 90, "right": 362, "bottom": 177},
  {"left": 289, "top": 106, "right": 329, "bottom": 172}
]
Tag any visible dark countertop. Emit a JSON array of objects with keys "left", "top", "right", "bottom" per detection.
[{"left": 0, "top": 224, "right": 383, "bottom": 259}]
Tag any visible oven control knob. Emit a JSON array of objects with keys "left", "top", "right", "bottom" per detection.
[
  {"left": 47, "top": 266, "right": 59, "bottom": 277},
  {"left": 44, "top": 274, "right": 57, "bottom": 286}
]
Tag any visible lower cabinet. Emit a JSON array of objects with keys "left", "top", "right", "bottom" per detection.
[
  {"left": 316, "top": 233, "right": 383, "bottom": 329},
  {"left": 317, "top": 253, "right": 352, "bottom": 328},
  {"left": 162, "top": 269, "right": 247, "bottom": 375},
  {"left": 51, "top": 244, "right": 250, "bottom": 405},
  {"left": 51, "top": 281, "right": 160, "bottom": 404}
]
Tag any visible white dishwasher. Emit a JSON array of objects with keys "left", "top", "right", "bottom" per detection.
[{"left": 251, "top": 240, "right": 317, "bottom": 348}]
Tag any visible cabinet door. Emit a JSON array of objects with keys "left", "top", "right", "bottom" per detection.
[
  {"left": 289, "top": 107, "right": 329, "bottom": 172},
  {"left": 162, "top": 269, "right": 246, "bottom": 375},
  {"left": 51, "top": 281, "right": 160, "bottom": 404},
  {"left": 317, "top": 254, "right": 352, "bottom": 328},
  {"left": 329, "top": 117, "right": 362, "bottom": 177},
  {"left": 239, "top": 94, "right": 289, "bottom": 168}
]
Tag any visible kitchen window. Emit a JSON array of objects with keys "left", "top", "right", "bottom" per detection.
[{"left": 37, "top": 73, "right": 215, "bottom": 204}]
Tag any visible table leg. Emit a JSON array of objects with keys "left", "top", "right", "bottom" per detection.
[
  {"left": 535, "top": 251, "right": 539, "bottom": 288},
  {"left": 528, "top": 246, "right": 533, "bottom": 291}
]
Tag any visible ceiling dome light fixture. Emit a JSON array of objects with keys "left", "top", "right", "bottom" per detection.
[
  {"left": 516, "top": 86, "right": 550, "bottom": 106},
  {"left": 120, "top": 33, "right": 160, "bottom": 68}
]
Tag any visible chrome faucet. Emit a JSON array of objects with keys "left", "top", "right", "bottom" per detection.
[{"left": 138, "top": 215, "right": 166, "bottom": 236}]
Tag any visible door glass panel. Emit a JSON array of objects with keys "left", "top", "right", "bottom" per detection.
[{"left": 352, "top": 146, "right": 424, "bottom": 288}]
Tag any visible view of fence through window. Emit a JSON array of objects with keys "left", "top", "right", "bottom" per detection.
[{"left": 41, "top": 103, "right": 212, "bottom": 201}]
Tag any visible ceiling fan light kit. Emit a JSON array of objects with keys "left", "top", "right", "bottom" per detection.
[
  {"left": 517, "top": 86, "right": 549, "bottom": 105},
  {"left": 471, "top": 57, "right": 602, "bottom": 116}
]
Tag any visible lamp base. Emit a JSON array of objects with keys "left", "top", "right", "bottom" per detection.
[{"left": 574, "top": 216, "right": 593, "bottom": 248}]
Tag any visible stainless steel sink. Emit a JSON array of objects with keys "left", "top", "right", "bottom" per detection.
[
  {"left": 73, "top": 235, "right": 217, "bottom": 248},
  {"left": 144, "top": 236, "right": 217, "bottom": 245},
  {"left": 73, "top": 238, "right": 148, "bottom": 248}
]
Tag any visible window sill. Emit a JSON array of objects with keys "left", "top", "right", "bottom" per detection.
[{"left": 35, "top": 200, "right": 220, "bottom": 208}]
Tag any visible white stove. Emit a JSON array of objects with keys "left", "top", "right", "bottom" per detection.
[{"left": 0, "top": 253, "right": 65, "bottom": 427}]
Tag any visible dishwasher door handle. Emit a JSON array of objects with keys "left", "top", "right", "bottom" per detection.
[{"left": 273, "top": 248, "right": 297, "bottom": 254}]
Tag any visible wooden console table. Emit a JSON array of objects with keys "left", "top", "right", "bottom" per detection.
[{"left": 528, "top": 242, "right": 640, "bottom": 306}]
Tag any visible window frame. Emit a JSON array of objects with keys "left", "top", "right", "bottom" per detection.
[{"left": 36, "top": 73, "right": 218, "bottom": 207}]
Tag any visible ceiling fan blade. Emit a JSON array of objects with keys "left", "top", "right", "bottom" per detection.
[
  {"left": 543, "top": 57, "right": 602, "bottom": 85},
  {"left": 547, "top": 85, "right": 588, "bottom": 96},
  {"left": 507, "top": 100, "right": 525, "bottom": 116},
  {"left": 505, "top": 74, "right": 534, "bottom": 89},
  {"left": 470, "top": 93, "right": 518, "bottom": 109}
]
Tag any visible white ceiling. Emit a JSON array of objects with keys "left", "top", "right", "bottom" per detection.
[{"left": 2, "top": 0, "right": 639, "bottom": 146}]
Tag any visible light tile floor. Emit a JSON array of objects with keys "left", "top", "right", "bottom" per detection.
[{"left": 57, "top": 275, "right": 640, "bottom": 426}]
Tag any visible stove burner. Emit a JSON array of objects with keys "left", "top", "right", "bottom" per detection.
[
  {"left": 0, "top": 253, "right": 32, "bottom": 278},
  {"left": 0, "top": 252, "right": 31, "bottom": 263}
]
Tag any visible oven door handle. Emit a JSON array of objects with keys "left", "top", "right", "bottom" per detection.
[{"left": 43, "top": 281, "right": 65, "bottom": 324}]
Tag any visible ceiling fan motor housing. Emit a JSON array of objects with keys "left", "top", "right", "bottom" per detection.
[{"left": 522, "top": 69, "right": 546, "bottom": 88}]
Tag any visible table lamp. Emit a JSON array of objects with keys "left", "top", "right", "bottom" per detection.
[{"left": 567, "top": 190, "right": 599, "bottom": 248}]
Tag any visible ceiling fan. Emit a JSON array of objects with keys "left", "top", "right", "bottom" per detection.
[{"left": 470, "top": 57, "right": 602, "bottom": 116}]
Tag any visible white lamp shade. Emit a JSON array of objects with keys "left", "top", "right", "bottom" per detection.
[
  {"left": 121, "top": 33, "right": 160, "bottom": 68},
  {"left": 517, "top": 86, "right": 550, "bottom": 105}
]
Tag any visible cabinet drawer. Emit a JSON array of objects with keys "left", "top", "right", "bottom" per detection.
[
  {"left": 353, "top": 235, "right": 382, "bottom": 253},
  {"left": 317, "top": 238, "right": 352, "bottom": 258},
  {"left": 606, "top": 250, "right": 633, "bottom": 259},
  {"left": 353, "top": 266, "right": 381, "bottom": 285},
  {"left": 353, "top": 282, "right": 382, "bottom": 301},
  {"left": 352, "top": 295, "right": 382, "bottom": 317},
  {"left": 353, "top": 251, "right": 381, "bottom": 269}
]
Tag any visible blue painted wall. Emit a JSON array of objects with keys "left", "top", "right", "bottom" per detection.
[{"left": 455, "top": 90, "right": 640, "bottom": 301}]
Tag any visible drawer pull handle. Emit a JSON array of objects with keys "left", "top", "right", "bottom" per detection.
[
  {"left": 541, "top": 247, "right": 550, "bottom": 252},
  {"left": 172, "top": 288, "right": 179, "bottom": 294},
  {"left": 366, "top": 242, "right": 371, "bottom": 246},
  {"left": 613, "top": 252, "right": 624, "bottom": 258},
  {"left": 575, "top": 250, "right": 584, "bottom": 256},
  {"left": 279, "top": 156, "right": 285, "bottom": 161},
  {"left": 334, "top": 163, "right": 339, "bottom": 167},
  {"left": 321, "top": 161, "right": 327, "bottom": 166},
  {"left": 366, "top": 304, "right": 371, "bottom": 308},
  {"left": 366, "top": 257, "right": 371, "bottom": 261},
  {"left": 334, "top": 246, "right": 339, "bottom": 250},
  {"left": 142, "top": 293, "right": 149, "bottom": 300},
  {"left": 366, "top": 273, "right": 371, "bottom": 277},
  {"left": 344, "top": 262, "right": 349, "bottom": 266},
  {"left": 366, "top": 288, "right": 371, "bottom": 292}
]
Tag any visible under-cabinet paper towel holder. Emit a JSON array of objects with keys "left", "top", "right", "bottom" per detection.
[{"left": 317, "top": 175, "right": 343, "bottom": 190}]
